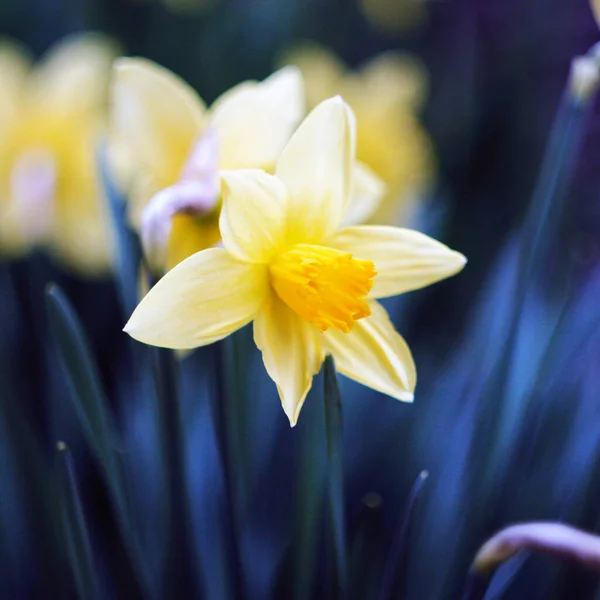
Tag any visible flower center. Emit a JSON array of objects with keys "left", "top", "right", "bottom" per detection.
[{"left": 270, "top": 244, "right": 376, "bottom": 333}]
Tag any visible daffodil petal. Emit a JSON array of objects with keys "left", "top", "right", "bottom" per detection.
[
  {"left": 125, "top": 248, "right": 268, "bottom": 349},
  {"left": 254, "top": 295, "right": 324, "bottom": 426},
  {"left": 0, "top": 40, "right": 30, "bottom": 136},
  {"left": 180, "top": 126, "right": 220, "bottom": 189},
  {"left": 50, "top": 123, "right": 112, "bottom": 276},
  {"left": 322, "top": 300, "right": 415, "bottom": 401},
  {"left": 32, "top": 33, "right": 119, "bottom": 118},
  {"left": 141, "top": 180, "right": 219, "bottom": 271},
  {"left": 278, "top": 42, "right": 345, "bottom": 108},
  {"left": 276, "top": 96, "right": 355, "bottom": 245},
  {"left": 209, "top": 66, "right": 304, "bottom": 170},
  {"left": 50, "top": 205, "right": 114, "bottom": 277},
  {"left": 165, "top": 213, "right": 221, "bottom": 272},
  {"left": 329, "top": 225, "right": 466, "bottom": 298},
  {"left": 0, "top": 42, "right": 31, "bottom": 257},
  {"left": 358, "top": 51, "right": 428, "bottom": 111},
  {"left": 110, "top": 57, "right": 206, "bottom": 205},
  {"left": 220, "top": 170, "right": 287, "bottom": 264},
  {"left": 139, "top": 127, "right": 220, "bottom": 270},
  {"left": 343, "top": 161, "right": 386, "bottom": 226}
]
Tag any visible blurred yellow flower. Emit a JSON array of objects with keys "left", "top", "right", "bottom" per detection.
[
  {"left": 359, "top": 0, "right": 428, "bottom": 35},
  {"left": 110, "top": 59, "right": 306, "bottom": 272},
  {"left": 124, "top": 97, "right": 465, "bottom": 426},
  {"left": 281, "top": 43, "right": 435, "bottom": 226},
  {"left": 0, "top": 34, "right": 119, "bottom": 276}
]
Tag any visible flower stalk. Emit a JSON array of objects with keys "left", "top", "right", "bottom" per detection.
[
  {"left": 210, "top": 339, "right": 246, "bottom": 599},
  {"left": 323, "top": 356, "right": 348, "bottom": 600},
  {"left": 151, "top": 346, "right": 198, "bottom": 597},
  {"left": 293, "top": 382, "right": 325, "bottom": 600}
]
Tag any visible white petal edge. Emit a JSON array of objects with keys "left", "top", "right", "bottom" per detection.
[{"left": 124, "top": 248, "right": 268, "bottom": 349}]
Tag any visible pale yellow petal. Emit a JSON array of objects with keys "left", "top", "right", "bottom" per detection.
[
  {"left": 0, "top": 41, "right": 31, "bottom": 226},
  {"left": 357, "top": 51, "right": 428, "bottom": 111},
  {"left": 276, "top": 96, "right": 355, "bottom": 245},
  {"left": 124, "top": 248, "right": 268, "bottom": 349},
  {"left": 165, "top": 212, "right": 221, "bottom": 271},
  {"left": 209, "top": 66, "right": 304, "bottom": 170},
  {"left": 0, "top": 203, "right": 27, "bottom": 257},
  {"left": 254, "top": 294, "right": 324, "bottom": 426},
  {"left": 50, "top": 202, "right": 114, "bottom": 277},
  {"left": 31, "top": 33, "right": 120, "bottom": 117},
  {"left": 329, "top": 225, "right": 466, "bottom": 298},
  {"left": 279, "top": 42, "right": 345, "bottom": 108},
  {"left": 0, "top": 39, "right": 31, "bottom": 135},
  {"left": 51, "top": 123, "right": 114, "bottom": 276},
  {"left": 343, "top": 161, "right": 386, "bottom": 226},
  {"left": 353, "top": 108, "right": 434, "bottom": 220},
  {"left": 220, "top": 170, "right": 287, "bottom": 264},
  {"left": 322, "top": 300, "right": 415, "bottom": 401},
  {"left": 110, "top": 57, "right": 206, "bottom": 217}
]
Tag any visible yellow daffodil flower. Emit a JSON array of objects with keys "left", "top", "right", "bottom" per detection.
[
  {"left": 0, "top": 34, "right": 119, "bottom": 276},
  {"left": 124, "top": 97, "right": 466, "bottom": 426},
  {"left": 281, "top": 43, "right": 435, "bottom": 226},
  {"left": 109, "top": 59, "right": 307, "bottom": 272}
]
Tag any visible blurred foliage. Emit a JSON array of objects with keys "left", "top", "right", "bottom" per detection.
[{"left": 2, "top": 0, "right": 600, "bottom": 599}]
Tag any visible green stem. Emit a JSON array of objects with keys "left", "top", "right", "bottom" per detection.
[
  {"left": 293, "top": 385, "right": 324, "bottom": 600},
  {"left": 323, "top": 356, "right": 347, "bottom": 600},
  {"left": 152, "top": 347, "right": 198, "bottom": 597},
  {"left": 210, "top": 340, "right": 246, "bottom": 599}
]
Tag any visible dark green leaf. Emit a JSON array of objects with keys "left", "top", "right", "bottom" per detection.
[{"left": 57, "top": 442, "right": 101, "bottom": 600}]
